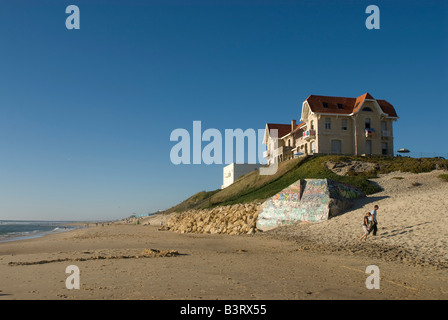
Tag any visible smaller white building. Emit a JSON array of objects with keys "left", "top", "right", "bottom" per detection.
[{"left": 222, "top": 163, "right": 263, "bottom": 189}]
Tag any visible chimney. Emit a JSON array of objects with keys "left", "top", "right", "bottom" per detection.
[{"left": 291, "top": 120, "right": 297, "bottom": 131}]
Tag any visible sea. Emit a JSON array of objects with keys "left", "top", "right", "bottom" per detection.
[{"left": 0, "top": 220, "right": 82, "bottom": 243}]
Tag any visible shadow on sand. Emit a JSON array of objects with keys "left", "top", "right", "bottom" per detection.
[{"left": 347, "top": 195, "right": 390, "bottom": 213}]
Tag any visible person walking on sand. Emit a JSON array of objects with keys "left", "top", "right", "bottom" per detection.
[
  {"left": 360, "top": 212, "right": 373, "bottom": 241},
  {"left": 370, "top": 205, "right": 379, "bottom": 236}
]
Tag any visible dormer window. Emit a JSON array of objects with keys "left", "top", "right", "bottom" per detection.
[
  {"left": 323, "top": 102, "right": 329, "bottom": 108},
  {"left": 362, "top": 107, "right": 373, "bottom": 112},
  {"left": 337, "top": 103, "right": 343, "bottom": 109}
]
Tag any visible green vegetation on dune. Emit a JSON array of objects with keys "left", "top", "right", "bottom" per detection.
[
  {"left": 163, "top": 155, "right": 448, "bottom": 213},
  {"left": 164, "top": 189, "right": 221, "bottom": 213},
  {"left": 352, "top": 155, "right": 447, "bottom": 174}
]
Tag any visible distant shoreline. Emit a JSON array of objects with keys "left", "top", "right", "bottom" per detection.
[{"left": 0, "top": 220, "right": 87, "bottom": 244}]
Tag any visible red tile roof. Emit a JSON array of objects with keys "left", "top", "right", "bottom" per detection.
[
  {"left": 266, "top": 121, "right": 306, "bottom": 140},
  {"left": 376, "top": 99, "right": 398, "bottom": 118},
  {"left": 266, "top": 123, "right": 293, "bottom": 138},
  {"left": 305, "top": 93, "right": 398, "bottom": 117},
  {"left": 290, "top": 121, "right": 306, "bottom": 134}
]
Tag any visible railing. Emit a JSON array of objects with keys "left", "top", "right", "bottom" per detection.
[
  {"left": 277, "top": 146, "right": 293, "bottom": 156},
  {"left": 303, "top": 130, "right": 316, "bottom": 140},
  {"left": 365, "top": 128, "right": 375, "bottom": 137},
  {"left": 397, "top": 151, "right": 447, "bottom": 159}
]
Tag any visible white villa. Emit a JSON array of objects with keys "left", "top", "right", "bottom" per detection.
[{"left": 263, "top": 93, "right": 399, "bottom": 163}]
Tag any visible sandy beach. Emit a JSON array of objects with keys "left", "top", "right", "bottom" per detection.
[
  {"left": 1, "top": 170, "right": 447, "bottom": 300},
  {"left": 267, "top": 170, "right": 448, "bottom": 269}
]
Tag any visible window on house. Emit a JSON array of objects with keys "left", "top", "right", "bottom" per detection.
[
  {"left": 362, "top": 107, "right": 373, "bottom": 112},
  {"left": 323, "top": 102, "right": 329, "bottom": 108},
  {"left": 382, "top": 142, "right": 388, "bottom": 155},
  {"left": 325, "top": 118, "right": 331, "bottom": 129},
  {"left": 365, "top": 118, "right": 371, "bottom": 129},
  {"left": 341, "top": 119, "right": 348, "bottom": 130},
  {"left": 381, "top": 121, "right": 388, "bottom": 136},
  {"left": 366, "top": 140, "right": 372, "bottom": 155},
  {"left": 310, "top": 141, "right": 316, "bottom": 154},
  {"left": 337, "top": 103, "right": 344, "bottom": 109},
  {"left": 310, "top": 120, "right": 314, "bottom": 130}
]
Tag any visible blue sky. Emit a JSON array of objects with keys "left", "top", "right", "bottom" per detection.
[{"left": 0, "top": 0, "right": 447, "bottom": 220}]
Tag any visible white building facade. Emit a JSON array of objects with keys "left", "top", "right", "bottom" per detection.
[{"left": 222, "top": 163, "right": 263, "bottom": 189}]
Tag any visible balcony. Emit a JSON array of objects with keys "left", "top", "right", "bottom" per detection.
[
  {"left": 263, "top": 150, "right": 270, "bottom": 159},
  {"left": 303, "top": 129, "right": 316, "bottom": 141},
  {"left": 365, "top": 128, "right": 375, "bottom": 138}
]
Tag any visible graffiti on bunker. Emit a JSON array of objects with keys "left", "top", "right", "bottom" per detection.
[
  {"left": 271, "top": 180, "right": 302, "bottom": 203},
  {"left": 256, "top": 179, "right": 364, "bottom": 229}
]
